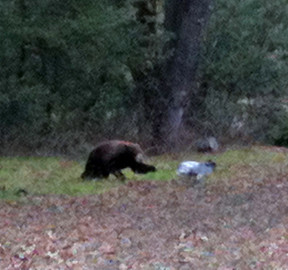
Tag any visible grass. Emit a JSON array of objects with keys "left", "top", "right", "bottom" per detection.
[{"left": 0, "top": 145, "right": 288, "bottom": 199}]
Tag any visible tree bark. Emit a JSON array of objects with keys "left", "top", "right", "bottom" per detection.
[
  {"left": 17, "top": 0, "right": 27, "bottom": 86},
  {"left": 158, "top": 0, "right": 213, "bottom": 149}
]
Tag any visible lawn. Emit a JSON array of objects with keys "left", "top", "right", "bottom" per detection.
[
  {"left": 0, "top": 145, "right": 286, "bottom": 198},
  {"left": 1, "top": 145, "right": 288, "bottom": 269}
]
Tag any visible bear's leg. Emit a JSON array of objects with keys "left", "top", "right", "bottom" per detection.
[
  {"left": 100, "top": 168, "right": 110, "bottom": 179},
  {"left": 130, "top": 162, "right": 156, "bottom": 174},
  {"left": 113, "top": 171, "right": 126, "bottom": 181}
]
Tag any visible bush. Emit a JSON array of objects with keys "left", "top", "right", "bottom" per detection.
[{"left": 198, "top": 0, "right": 288, "bottom": 142}]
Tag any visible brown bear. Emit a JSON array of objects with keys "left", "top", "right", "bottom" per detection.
[{"left": 81, "top": 140, "right": 156, "bottom": 180}]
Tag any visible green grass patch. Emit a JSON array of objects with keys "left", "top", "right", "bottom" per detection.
[{"left": 0, "top": 146, "right": 288, "bottom": 199}]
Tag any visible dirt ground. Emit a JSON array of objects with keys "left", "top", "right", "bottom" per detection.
[{"left": 1, "top": 175, "right": 288, "bottom": 269}]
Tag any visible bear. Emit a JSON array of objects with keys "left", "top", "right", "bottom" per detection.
[{"left": 81, "top": 140, "right": 156, "bottom": 180}]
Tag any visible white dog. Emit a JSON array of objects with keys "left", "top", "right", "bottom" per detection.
[{"left": 177, "top": 160, "right": 216, "bottom": 180}]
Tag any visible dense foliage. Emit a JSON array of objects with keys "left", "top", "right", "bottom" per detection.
[
  {"left": 199, "top": 0, "right": 288, "bottom": 142},
  {"left": 1, "top": 0, "right": 287, "bottom": 154},
  {"left": 0, "top": 0, "right": 155, "bottom": 154}
]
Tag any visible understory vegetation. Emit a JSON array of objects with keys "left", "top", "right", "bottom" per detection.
[{"left": 1, "top": 0, "right": 288, "bottom": 154}]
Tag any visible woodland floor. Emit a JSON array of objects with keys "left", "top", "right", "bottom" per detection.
[{"left": 1, "top": 147, "right": 288, "bottom": 269}]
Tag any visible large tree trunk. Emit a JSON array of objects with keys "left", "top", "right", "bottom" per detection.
[
  {"left": 158, "top": 0, "right": 213, "bottom": 149},
  {"left": 133, "top": 0, "right": 212, "bottom": 151}
]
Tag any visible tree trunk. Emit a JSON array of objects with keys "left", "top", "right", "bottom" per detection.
[
  {"left": 158, "top": 0, "right": 213, "bottom": 149},
  {"left": 17, "top": 0, "right": 27, "bottom": 87}
]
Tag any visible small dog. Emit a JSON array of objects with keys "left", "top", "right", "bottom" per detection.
[{"left": 177, "top": 160, "right": 216, "bottom": 182}]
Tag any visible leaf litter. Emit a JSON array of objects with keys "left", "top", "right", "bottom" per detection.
[{"left": 1, "top": 153, "right": 288, "bottom": 269}]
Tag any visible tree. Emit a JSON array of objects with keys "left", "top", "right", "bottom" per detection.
[
  {"left": 0, "top": 0, "right": 147, "bottom": 154},
  {"left": 198, "top": 0, "right": 288, "bottom": 142},
  {"left": 140, "top": 0, "right": 213, "bottom": 150},
  {"left": 162, "top": 0, "right": 213, "bottom": 148}
]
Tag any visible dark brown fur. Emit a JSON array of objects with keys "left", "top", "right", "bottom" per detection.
[{"left": 81, "top": 140, "right": 156, "bottom": 180}]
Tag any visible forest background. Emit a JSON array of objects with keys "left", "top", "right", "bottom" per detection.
[{"left": 1, "top": 0, "right": 288, "bottom": 156}]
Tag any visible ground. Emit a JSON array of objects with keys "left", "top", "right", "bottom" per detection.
[{"left": 1, "top": 146, "right": 288, "bottom": 269}]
